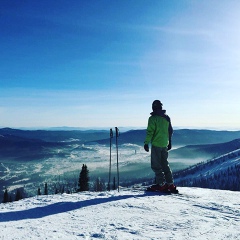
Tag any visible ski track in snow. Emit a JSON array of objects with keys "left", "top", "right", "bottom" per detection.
[{"left": 0, "top": 187, "right": 239, "bottom": 240}]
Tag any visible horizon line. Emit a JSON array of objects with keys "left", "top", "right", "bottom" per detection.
[{"left": 0, "top": 126, "right": 239, "bottom": 132}]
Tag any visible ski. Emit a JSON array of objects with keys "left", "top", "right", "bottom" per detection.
[
  {"left": 145, "top": 189, "right": 171, "bottom": 195},
  {"left": 131, "top": 185, "right": 179, "bottom": 195},
  {"left": 145, "top": 189, "right": 179, "bottom": 195},
  {"left": 145, "top": 187, "right": 179, "bottom": 195}
]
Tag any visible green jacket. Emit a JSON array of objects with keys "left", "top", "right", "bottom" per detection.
[{"left": 144, "top": 109, "right": 173, "bottom": 148}]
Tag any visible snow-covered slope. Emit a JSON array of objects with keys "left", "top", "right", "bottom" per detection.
[
  {"left": 174, "top": 149, "right": 240, "bottom": 190},
  {"left": 0, "top": 187, "right": 239, "bottom": 240}
]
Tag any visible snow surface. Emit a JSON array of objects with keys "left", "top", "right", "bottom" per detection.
[{"left": 0, "top": 187, "right": 240, "bottom": 240}]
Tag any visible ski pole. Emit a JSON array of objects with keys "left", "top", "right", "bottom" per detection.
[
  {"left": 108, "top": 128, "right": 113, "bottom": 191},
  {"left": 115, "top": 127, "right": 120, "bottom": 192}
]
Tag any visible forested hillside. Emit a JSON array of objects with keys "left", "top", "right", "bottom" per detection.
[{"left": 174, "top": 149, "right": 240, "bottom": 191}]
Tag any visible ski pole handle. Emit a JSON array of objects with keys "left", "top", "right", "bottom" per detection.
[
  {"left": 110, "top": 128, "right": 113, "bottom": 138},
  {"left": 115, "top": 127, "right": 119, "bottom": 137}
]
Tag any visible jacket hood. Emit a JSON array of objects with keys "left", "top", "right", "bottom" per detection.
[{"left": 150, "top": 109, "right": 166, "bottom": 116}]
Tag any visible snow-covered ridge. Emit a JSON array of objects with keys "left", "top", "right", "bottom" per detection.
[
  {"left": 174, "top": 149, "right": 240, "bottom": 190},
  {"left": 0, "top": 187, "right": 239, "bottom": 239},
  {"left": 176, "top": 148, "right": 240, "bottom": 176}
]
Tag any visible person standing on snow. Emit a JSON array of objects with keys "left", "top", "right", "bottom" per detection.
[{"left": 144, "top": 100, "right": 177, "bottom": 192}]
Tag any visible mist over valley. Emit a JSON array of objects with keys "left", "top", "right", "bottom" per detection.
[{"left": 0, "top": 128, "right": 240, "bottom": 199}]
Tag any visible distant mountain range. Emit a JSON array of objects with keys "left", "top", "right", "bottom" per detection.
[
  {"left": 94, "top": 129, "right": 240, "bottom": 146},
  {"left": 0, "top": 127, "right": 109, "bottom": 143},
  {"left": 1, "top": 127, "right": 240, "bottom": 162},
  {"left": 1, "top": 128, "right": 240, "bottom": 145},
  {"left": 0, "top": 134, "right": 65, "bottom": 161},
  {"left": 170, "top": 138, "right": 240, "bottom": 160}
]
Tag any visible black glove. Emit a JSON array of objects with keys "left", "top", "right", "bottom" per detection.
[
  {"left": 167, "top": 140, "right": 172, "bottom": 151},
  {"left": 144, "top": 144, "right": 149, "bottom": 152}
]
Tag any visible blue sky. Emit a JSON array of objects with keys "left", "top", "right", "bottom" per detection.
[{"left": 1, "top": 0, "right": 240, "bottom": 130}]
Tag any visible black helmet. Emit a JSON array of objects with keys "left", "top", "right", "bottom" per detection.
[{"left": 152, "top": 100, "right": 163, "bottom": 110}]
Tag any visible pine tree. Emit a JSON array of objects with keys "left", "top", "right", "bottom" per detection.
[
  {"left": 78, "top": 164, "right": 89, "bottom": 192},
  {"left": 15, "top": 189, "right": 23, "bottom": 201},
  {"left": 44, "top": 183, "right": 48, "bottom": 195},
  {"left": 107, "top": 182, "right": 110, "bottom": 191},
  {"left": 61, "top": 185, "right": 65, "bottom": 194},
  {"left": 3, "top": 188, "right": 9, "bottom": 203},
  {"left": 94, "top": 177, "right": 104, "bottom": 192},
  {"left": 113, "top": 176, "right": 116, "bottom": 190}
]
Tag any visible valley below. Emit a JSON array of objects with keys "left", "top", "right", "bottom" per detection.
[{"left": 0, "top": 128, "right": 240, "bottom": 200}]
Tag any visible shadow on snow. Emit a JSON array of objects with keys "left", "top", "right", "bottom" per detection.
[{"left": 0, "top": 192, "right": 164, "bottom": 222}]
